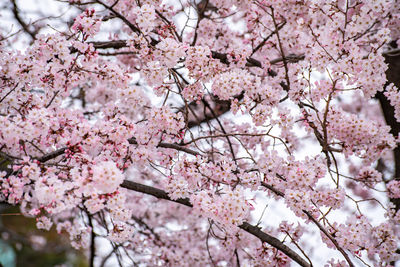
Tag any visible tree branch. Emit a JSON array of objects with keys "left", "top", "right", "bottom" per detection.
[
  {"left": 10, "top": 0, "right": 38, "bottom": 40},
  {"left": 88, "top": 214, "right": 96, "bottom": 267},
  {"left": 120, "top": 180, "right": 311, "bottom": 267},
  {"left": 261, "top": 182, "right": 355, "bottom": 267},
  {"left": 36, "top": 147, "right": 67, "bottom": 162},
  {"left": 377, "top": 43, "right": 400, "bottom": 211},
  {"left": 94, "top": 0, "right": 141, "bottom": 35}
]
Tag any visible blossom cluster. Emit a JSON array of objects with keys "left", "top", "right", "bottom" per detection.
[
  {"left": 384, "top": 83, "right": 400, "bottom": 122},
  {"left": 71, "top": 9, "right": 101, "bottom": 37},
  {"left": 212, "top": 69, "right": 256, "bottom": 100},
  {"left": 191, "top": 188, "right": 250, "bottom": 233},
  {"left": 323, "top": 216, "right": 399, "bottom": 263},
  {"left": 312, "top": 106, "right": 396, "bottom": 163}
]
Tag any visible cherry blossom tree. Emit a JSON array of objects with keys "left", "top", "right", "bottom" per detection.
[{"left": 1, "top": 0, "right": 400, "bottom": 266}]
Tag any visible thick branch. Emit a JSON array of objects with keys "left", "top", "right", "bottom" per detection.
[
  {"left": 121, "top": 180, "right": 192, "bottom": 207},
  {"left": 10, "top": 0, "right": 38, "bottom": 40},
  {"left": 1, "top": 139, "right": 198, "bottom": 167},
  {"left": 302, "top": 210, "right": 354, "bottom": 267},
  {"left": 88, "top": 214, "right": 95, "bottom": 267},
  {"left": 120, "top": 180, "right": 311, "bottom": 267},
  {"left": 238, "top": 222, "right": 311, "bottom": 267},
  {"left": 261, "top": 182, "right": 355, "bottom": 267},
  {"left": 377, "top": 45, "right": 400, "bottom": 210},
  {"left": 36, "top": 147, "right": 67, "bottom": 162},
  {"left": 95, "top": 0, "right": 141, "bottom": 35},
  {"left": 128, "top": 137, "right": 202, "bottom": 156}
]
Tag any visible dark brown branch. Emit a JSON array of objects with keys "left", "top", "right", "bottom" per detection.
[
  {"left": 11, "top": 138, "right": 199, "bottom": 167},
  {"left": 302, "top": 210, "right": 354, "bottom": 267},
  {"left": 36, "top": 147, "right": 67, "bottom": 162},
  {"left": 376, "top": 42, "right": 400, "bottom": 211},
  {"left": 121, "top": 180, "right": 192, "bottom": 207},
  {"left": 88, "top": 214, "right": 96, "bottom": 267},
  {"left": 0, "top": 83, "right": 19, "bottom": 104},
  {"left": 261, "top": 182, "right": 355, "bottom": 267},
  {"left": 202, "top": 98, "right": 237, "bottom": 162},
  {"left": 128, "top": 137, "right": 202, "bottom": 156},
  {"left": 190, "top": 0, "right": 209, "bottom": 46},
  {"left": 120, "top": 180, "right": 311, "bottom": 267},
  {"left": 250, "top": 20, "right": 287, "bottom": 56},
  {"left": 94, "top": 0, "right": 141, "bottom": 35},
  {"left": 185, "top": 93, "right": 243, "bottom": 129},
  {"left": 88, "top": 40, "right": 127, "bottom": 50},
  {"left": 155, "top": 9, "right": 182, "bottom": 42},
  {"left": 10, "top": 0, "right": 39, "bottom": 40},
  {"left": 158, "top": 142, "right": 201, "bottom": 156}
]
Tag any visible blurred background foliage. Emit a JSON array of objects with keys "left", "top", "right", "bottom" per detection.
[{"left": 0, "top": 203, "right": 88, "bottom": 267}]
